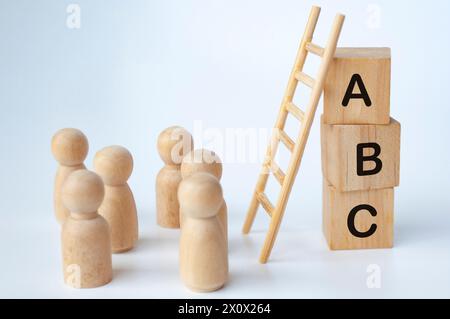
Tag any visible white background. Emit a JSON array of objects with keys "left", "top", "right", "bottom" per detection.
[{"left": 1, "top": 0, "right": 449, "bottom": 298}]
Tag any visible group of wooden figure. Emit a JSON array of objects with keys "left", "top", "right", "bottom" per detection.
[
  {"left": 50, "top": 4, "right": 402, "bottom": 290},
  {"left": 51, "top": 48, "right": 401, "bottom": 291},
  {"left": 52, "top": 126, "right": 228, "bottom": 292}
]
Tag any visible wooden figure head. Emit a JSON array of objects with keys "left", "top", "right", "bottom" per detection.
[
  {"left": 62, "top": 170, "right": 105, "bottom": 214},
  {"left": 51, "top": 128, "right": 89, "bottom": 166},
  {"left": 178, "top": 172, "right": 223, "bottom": 219},
  {"left": 181, "top": 149, "right": 222, "bottom": 180},
  {"left": 157, "top": 126, "right": 193, "bottom": 166},
  {"left": 94, "top": 145, "right": 133, "bottom": 186}
]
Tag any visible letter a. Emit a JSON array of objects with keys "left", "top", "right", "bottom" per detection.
[{"left": 342, "top": 74, "right": 372, "bottom": 107}]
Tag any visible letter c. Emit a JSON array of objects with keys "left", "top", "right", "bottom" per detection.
[{"left": 347, "top": 204, "right": 378, "bottom": 238}]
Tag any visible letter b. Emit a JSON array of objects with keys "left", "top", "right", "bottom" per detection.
[{"left": 357, "top": 143, "right": 382, "bottom": 176}]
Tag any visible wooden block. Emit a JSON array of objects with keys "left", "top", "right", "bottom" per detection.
[
  {"left": 324, "top": 48, "right": 391, "bottom": 125},
  {"left": 321, "top": 117, "right": 400, "bottom": 192},
  {"left": 323, "top": 180, "right": 394, "bottom": 250}
]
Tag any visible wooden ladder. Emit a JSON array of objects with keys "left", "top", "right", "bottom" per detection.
[{"left": 242, "top": 6, "right": 345, "bottom": 264}]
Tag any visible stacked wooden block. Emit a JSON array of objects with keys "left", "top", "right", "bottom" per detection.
[{"left": 321, "top": 48, "right": 401, "bottom": 250}]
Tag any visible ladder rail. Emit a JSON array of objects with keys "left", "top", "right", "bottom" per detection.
[
  {"left": 242, "top": 6, "right": 321, "bottom": 235},
  {"left": 242, "top": 5, "right": 345, "bottom": 264},
  {"left": 259, "top": 13, "right": 346, "bottom": 264}
]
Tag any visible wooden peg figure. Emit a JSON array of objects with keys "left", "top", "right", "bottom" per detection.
[
  {"left": 94, "top": 146, "right": 138, "bottom": 253},
  {"left": 178, "top": 173, "right": 228, "bottom": 292},
  {"left": 51, "top": 128, "right": 89, "bottom": 224},
  {"left": 156, "top": 126, "right": 193, "bottom": 228},
  {"left": 61, "top": 170, "right": 113, "bottom": 288},
  {"left": 180, "top": 149, "right": 227, "bottom": 241}
]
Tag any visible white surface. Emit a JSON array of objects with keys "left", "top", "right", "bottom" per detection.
[
  {"left": 1, "top": 0, "right": 450, "bottom": 298},
  {"left": 1, "top": 203, "right": 450, "bottom": 298}
]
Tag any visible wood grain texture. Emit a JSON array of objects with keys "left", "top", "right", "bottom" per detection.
[
  {"left": 61, "top": 170, "right": 112, "bottom": 288},
  {"left": 51, "top": 128, "right": 88, "bottom": 224},
  {"left": 324, "top": 47, "right": 391, "bottom": 125},
  {"left": 242, "top": 5, "right": 345, "bottom": 263},
  {"left": 54, "top": 164, "right": 86, "bottom": 223},
  {"left": 156, "top": 126, "right": 193, "bottom": 228},
  {"left": 179, "top": 173, "right": 228, "bottom": 292},
  {"left": 156, "top": 166, "right": 183, "bottom": 228},
  {"left": 321, "top": 117, "right": 401, "bottom": 192},
  {"left": 94, "top": 145, "right": 138, "bottom": 253},
  {"left": 323, "top": 180, "right": 394, "bottom": 250},
  {"left": 101, "top": 185, "right": 138, "bottom": 253},
  {"left": 180, "top": 149, "right": 227, "bottom": 241}
]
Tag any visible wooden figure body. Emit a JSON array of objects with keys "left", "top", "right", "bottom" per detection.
[
  {"left": 156, "top": 126, "right": 193, "bottom": 228},
  {"left": 323, "top": 180, "right": 393, "bottom": 250},
  {"left": 321, "top": 117, "right": 400, "bottom": 192},
  {"left": 178, "top": 173, "right": 228, "bottom": 292},
  {"left": 324, "top": 48, "right": 391, "bottom": 125},
  {"left": 51, "top": 128, "right": 89, "bottom": 224},
  {"left": 94, "top": 146, "right": 138, "bottom": 253},
  {"left": 180, "top": 149, "right": 227, "bottom": 240},
  {"left": 61, "top": 170, "right": 113, "bottom": 288}
]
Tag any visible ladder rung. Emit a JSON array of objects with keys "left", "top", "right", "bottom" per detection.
[
  {"left": 278, "top": 130, "right": 295, "bottom": 152},
  {"left": 268, "top": 160, "right": 286, "bottom": 185},
  {"left": 285, "top": 102, "right": 305, "bottom": 122},
  {"left": 256, "top": 192, "right": 274, "bottom": 216},
  {"left": 306, "top": 42, "right": 324, "bottom": 57},
  {"left": 295, "top": 71, "right": 315, "bottom": 88}
]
